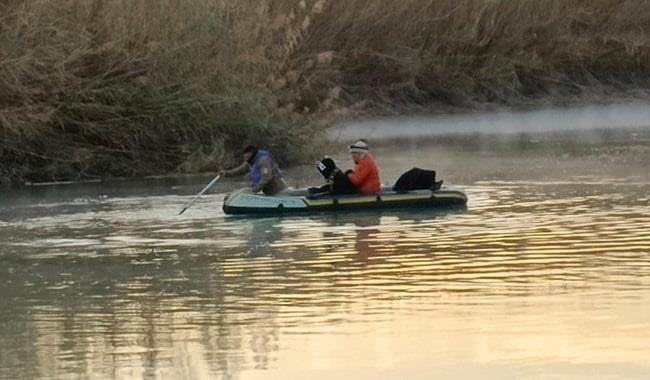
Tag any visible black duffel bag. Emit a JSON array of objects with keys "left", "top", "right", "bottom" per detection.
[{"left": 393, "top": 167, "right": 443, "bottom": 192}]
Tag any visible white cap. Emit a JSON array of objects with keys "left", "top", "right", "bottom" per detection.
[{"left": 348, "top": 140, "right": 369, "bottom": 154}]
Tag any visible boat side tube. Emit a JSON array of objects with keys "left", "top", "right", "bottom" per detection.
[{"left": 222, "top": 186, "right": 467, "bottom": 215}]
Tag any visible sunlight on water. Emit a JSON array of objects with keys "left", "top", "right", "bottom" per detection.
[{"left": 2, "top": 128, "right": 650, "bottom": 379}]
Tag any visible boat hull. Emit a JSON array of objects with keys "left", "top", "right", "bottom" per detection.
[{"left": 222, "top": 186, "right": 467, "bottom": 215}]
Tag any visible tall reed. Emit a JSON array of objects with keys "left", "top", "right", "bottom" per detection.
[{"left": 2, "top": 0, "right": 649, "bottom": 184}]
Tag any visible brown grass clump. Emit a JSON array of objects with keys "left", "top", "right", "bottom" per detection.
[
  {"left": 2, "top": 0, "right": 650, "bottom": 184},
  {"left": 305, "top": 0, "right": 650, "bottom": 108}
]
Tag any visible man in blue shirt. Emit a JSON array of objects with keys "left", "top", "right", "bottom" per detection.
[{"left": 221, "top": 145, "right": 287, "bottom": 195}]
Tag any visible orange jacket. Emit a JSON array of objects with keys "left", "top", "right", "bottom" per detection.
[{"left": 347, "top": 154, "right": 381, "bottom": 194}]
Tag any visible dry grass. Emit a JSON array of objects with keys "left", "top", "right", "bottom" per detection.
[
  {"left": 307, "top": 0, "right": 650, "bottom": 108},
  {"left": 2, "top": 0, "right": 650, "bottom": 184}
]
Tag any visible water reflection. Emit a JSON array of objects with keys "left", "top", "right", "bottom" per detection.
[
  {"left": 245, "top": 218, "right": 283, "bottom": 257},
  {"left": 2, "top": 133, "right": 650, "bottom": 379},
  {"left": 350, "top": 215, "right": 381, "bottom": 263}
]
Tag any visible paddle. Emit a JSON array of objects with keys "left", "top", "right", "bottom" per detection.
[{"left": 178, "top": 174, "right": 221, "bottom": 215}]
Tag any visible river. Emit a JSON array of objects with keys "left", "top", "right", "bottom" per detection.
[{"left": 1, "top": 105, "right": 650, "bottom": 379}]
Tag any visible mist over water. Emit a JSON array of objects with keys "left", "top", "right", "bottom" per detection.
[
  {"left": 331, "top": 103, "right": 650, "bottom": 140},
  {"left": 2, "top": 105, "right": 650, "bottom": 379}
]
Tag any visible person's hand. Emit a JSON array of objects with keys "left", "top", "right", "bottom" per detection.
[{"left": 218, "top": 170, "right": 226, "bottom": 177}]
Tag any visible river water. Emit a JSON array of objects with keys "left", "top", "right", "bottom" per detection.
[{"left": 1, "top": 107, "right": 650, "bottom": 379}]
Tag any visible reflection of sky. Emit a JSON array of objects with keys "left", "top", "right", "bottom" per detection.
[{"left": 1, "top": 134, "right": 650, "bottom": 379}]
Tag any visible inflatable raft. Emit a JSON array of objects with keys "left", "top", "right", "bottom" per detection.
[{"left": 222, "top": 186, "right": 467, "bottom": 215}]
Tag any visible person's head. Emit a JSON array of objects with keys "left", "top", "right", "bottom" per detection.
[
  {"left": 348, "top": 139, "right": 369, "bottom": 163},
  {"left": 243, "top": 144, "right": 258, "bottom": 163},
  {"left": 316, "top": 157, "right": 336, "bottom": 179}
]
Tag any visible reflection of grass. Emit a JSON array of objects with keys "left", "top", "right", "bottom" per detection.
[{"left": 2, "top": 0, "right": 650, "bottom": 184}]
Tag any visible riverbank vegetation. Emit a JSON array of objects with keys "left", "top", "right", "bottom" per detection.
[{"left": 2, "top": 0, "right": 650, "bottom": 184}]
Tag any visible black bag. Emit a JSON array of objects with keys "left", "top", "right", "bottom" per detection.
[{"left": 393, "top": 167, "right": 442, "bottom": 192}]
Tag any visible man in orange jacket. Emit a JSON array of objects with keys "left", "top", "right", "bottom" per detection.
[{"left": 346, "top": 139, "right": 381, "bottom": 194}]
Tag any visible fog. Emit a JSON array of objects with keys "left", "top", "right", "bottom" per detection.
[{"left": 330, "top": 103, "right": 650, "bottom": 141}]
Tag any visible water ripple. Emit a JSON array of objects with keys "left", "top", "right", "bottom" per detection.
[{"left": 2, "top": 175, "right": 650, "bottom": 379}]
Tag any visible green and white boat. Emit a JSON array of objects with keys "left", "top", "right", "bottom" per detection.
[{"left": 222, "top": 186, "right": 468, "bottom": 215}]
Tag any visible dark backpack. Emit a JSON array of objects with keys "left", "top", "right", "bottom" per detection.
[
  {"left": 393, "top": 167, "right": 441, "bottom": 192},
  {"left": 309, "top": 158, "right": 358, "bottom": 197}
]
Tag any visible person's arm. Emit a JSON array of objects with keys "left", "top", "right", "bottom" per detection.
[
  {"left": 223, "top": 161, "right": 250, "bottom": 177},
  {"left": 347, "top": 161, "right": 370, "bottom": 187},
  {"left": 251, "top": 156, "right": 275, "bottom": 192}
]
